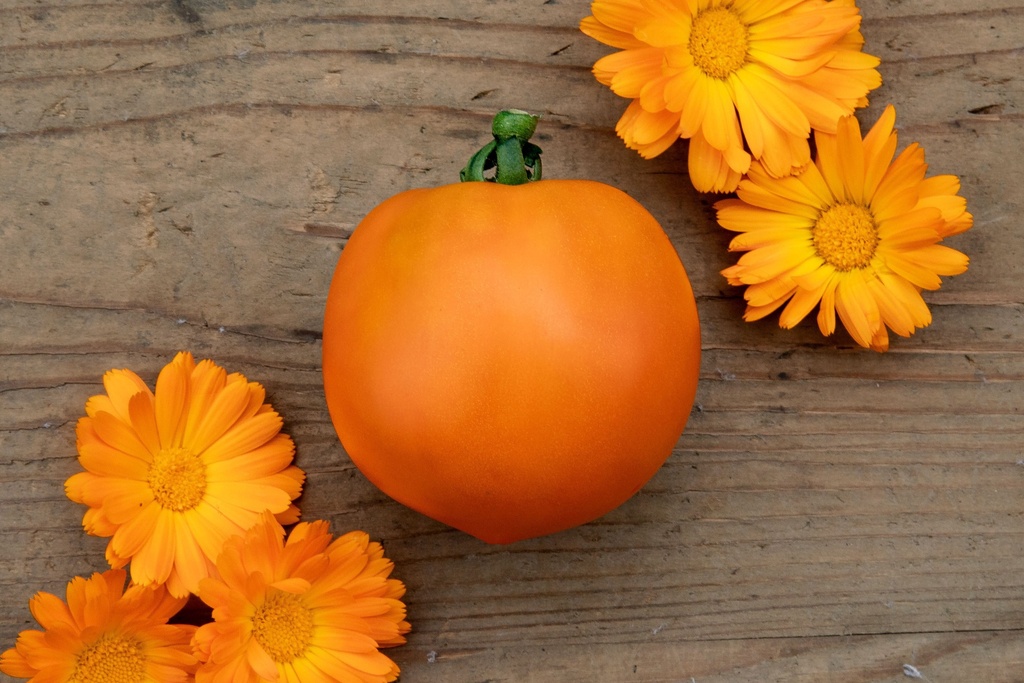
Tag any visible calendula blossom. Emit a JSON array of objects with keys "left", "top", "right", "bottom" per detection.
[
  {"left": 580, "top": 0, "right": 882, "bottom": 192},
  {"left": 0, "top": 569, "right": 197, "bottom": 683},
  {"left": 718, "top": 105, "right": 972, "bottom": 350},
  {"left": 192, "top": 513, "right": 411, "bottom": 683},
  {"left": 65, "top": 351, "right": 306, "bottom": 597}
]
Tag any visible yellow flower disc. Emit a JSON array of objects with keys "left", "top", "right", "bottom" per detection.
[
  {"left": 812, "top": 203, "right": 879, "bottom": 271},
  {"left": 148, "top": 447, "right": 207, "bottom": 511},
  {"left": 68, "top": 634, "right": 146, "bottom": 683},
  {"left": 689, "top": 7, "right": 749, "bottom": 79},
  {"left": 252, "top": 591, "right": 314, "bottom": 663}
]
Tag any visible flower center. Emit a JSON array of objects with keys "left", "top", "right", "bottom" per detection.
[
  {"left": 813, "top": 203, "right": 879, "bottom": 271},
  {"left": 252, "top": 591, "right": 314, "bottom": 663},
  {"left": 147, "top": 447, "right": 207, "bottom": 511},
  {"left": 689, "top": 6, "right": 749, "bottom": 79},
  {"left": 68, "top": 633, "right": 146, "bottom": 683}
]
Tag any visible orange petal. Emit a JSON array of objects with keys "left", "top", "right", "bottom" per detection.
[
  {"left": 185, "top": 506, "right": 241, "bottom": 566},
  {"left": 110, "top": 500, "right": 161, "bottom": 564},
  {"left": 717, "top": 200, "right": 813, "bottom": 233},
  {"left": 182, "top": 360, "right": 228, "bottom": 447},
  {"left": 634, "top": 10, "right": 691, "bottom": 48},
  {"left": 700, "top": 78, "right": 737, "bottom": 152},
  {"left": 580, "top": 16, "right": 646, "bottom": 51},
  {"left": 597, "top": 48, "right": 664, "bottom": 98},
  {"left": 835, "top": 113, "right": 866, "bottom": 205},
  {"left": 91, "top": 411, "right": 154, "bottom": 462},
  {"left": 813, "top": 129, "right": 846, "bottom": 201},
  {"left": 82, "top": 507, "right": 119, "bottom": 537},
  {"left": 310, "top": 648, "right": 397, "bottom": 678},
  {"left": 206, "top": 434, "right": 296, "bottom": 481},
  {"left": 78, "top": 438, "right": 150, "bottom": 480},
  {"left": 245, "top": 638, "right": 279, "bottom": 681},
  {"left": 664, "top": 66, "right": 701, "bottom": 113},
  {"left": 201, "top": 411, "right": 285, "bottom": 464},
  {"left": 834, "top": 272, "right": 881, "bottom": 348},
  {"left": 251, "top": 470, "right": 305, "bottom": 502},
  {"left": 130, "top": 508, "right": 177, "bottom": 587},
  {"left": 745, "top": 162, "right": 824, "bottom": 209},
  {"left": 911, "top": 244, "right": 969, "bottom": 277},
  {"left": 688, "top": 131, "right": 742, "bottom": 193},
  {"left": 780, "top": 273, "right": 833, "bottom": 329},
  {"left": 96, "top": 479, "right": 155, "bottom": 525},
  {"left": 883, "top": 253, "right": 944, "bottom": 290},
  {"left": 861, "top": 105, "right": 898, "bottom": 201},
  {"left": 736, "top": 181, "right": 820, "bottom": 219},
  {"left": 816, "top": 278, "right": 839, "bottom": 336},
  {"left": 187, "top": 379, "right": 253, "bottom": 455},
  {"left": 728, "top": 71, "right": 766, "bottom": 159},
  {"left": 205, "top": 482, "right": 293, "bottom": 515},
  {"left": 733, "top": 65, "right": 809, "bottom": 138},
  {"left": 590, "top": 0, "right": 658, "bottom": 38},
  {"left": 735, "top": 0, "right": 806, "bottom": 25},
  {"left": 154, "top": 360, "right": 189, "bottom": 451},
  {"left": 744, "top": 297, "right": 792, "bottom": 323},
  {"left": 743, "top": 276, "right": 798, "bottom": 309},
  {"left": 274, "top": 504, "right": 302, "bottom": 527},
  {"left": 878, "top": 271, "right": 932, "bottom": 327},
  {"left": 678, "top": 73, "right": 709, "bottom": 139},
  {"left": 101, "top": 368, "right": 151, "bottom": 422},
  {"left": 872, "top": 143, "right": 927, "bottom": 219},
  {"left": 748, "top": 47, "right": 833, "bottom": 78},
  {"left": 172, "top": 515, "right": 210, "bottom": 596},
  {"left": 728, "top": 226, "right": 811, "bottom": 251},
  {"left": 865, "top": 275, "right": 916, "bottom": 338},
  {"left": 28, "top": 592, "right": 74, "bottom": 632},
  {"left": 127, "top": 391, "right": 161, "bottom": 457},
  {"left": 616, "top": 100, "right": 681, "bottom": 158}
]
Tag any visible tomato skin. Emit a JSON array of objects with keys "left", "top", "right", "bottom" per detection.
[{"left": 322, "top": 179, "right": 700, "bottom": 543}]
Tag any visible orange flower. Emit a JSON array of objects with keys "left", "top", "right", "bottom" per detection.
[
  {"left": 65, "top": 352, "right": 306, "bottom": 597},
  {"left": 718, "top": 105, "right": 972, "bottom": 350},
  {"left": 580, "top": 0, "right": 882, "bottom": 192},
  {"left": 192, "top": 513, "right": 410, "bottom": 683},
  {"left": 0, "top": 568, "right": 196, "bottom": 683}
]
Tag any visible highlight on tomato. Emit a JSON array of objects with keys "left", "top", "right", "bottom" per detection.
[{"left": 322, "top": 110, "right": 701, "bottom": 543}]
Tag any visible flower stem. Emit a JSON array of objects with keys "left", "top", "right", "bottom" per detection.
[{"left": 460, "top": 109, "right": 543, "bottom": 184}]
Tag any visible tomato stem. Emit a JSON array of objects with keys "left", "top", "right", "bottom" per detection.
[{"left": 460, "top": 109, "right": 543, "bottom": 185}]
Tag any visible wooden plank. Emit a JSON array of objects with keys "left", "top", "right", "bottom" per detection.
[
  {"left": 392, "top": 631, "right": 1024, "bottom": 682},
  {"left": 1, "top": 0, "right": 1022, "bottom": 681}
]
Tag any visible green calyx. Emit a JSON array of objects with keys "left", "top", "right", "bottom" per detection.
[{"left": 460, "top": 109, "right": 543, "bottom": 185}]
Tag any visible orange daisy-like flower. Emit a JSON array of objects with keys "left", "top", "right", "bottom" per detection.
[
  {"left": 65, "top": 351, "right": 306, "bottom": 598},
  {"left": 192, "top": 513, "right": 411, "bottom": 683},
  {"left": 580, "top": 0, "right": 882, "bottom": 192},
  {"left": 0, "top": 568, "right": 197, "bottom": 683},
  {"left": 718, "top": 105, "right": 972, "bottom": 351}
]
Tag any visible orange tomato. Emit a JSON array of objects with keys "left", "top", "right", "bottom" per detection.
[{"left": 322, "top": 178, "right": 701, "bottom": 543}]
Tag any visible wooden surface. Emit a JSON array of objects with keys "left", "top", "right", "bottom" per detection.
[{"left": 1, "top": 1, "right": 1022, "bottom": 681}]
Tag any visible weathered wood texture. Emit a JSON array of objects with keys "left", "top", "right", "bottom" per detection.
[{"left": 1, "top": 0, "right": 1022, "bottom": 681}]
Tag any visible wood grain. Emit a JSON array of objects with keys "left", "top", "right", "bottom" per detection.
[{"left": 1, "top": 0, "right": 1022, "bottom": 681}]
